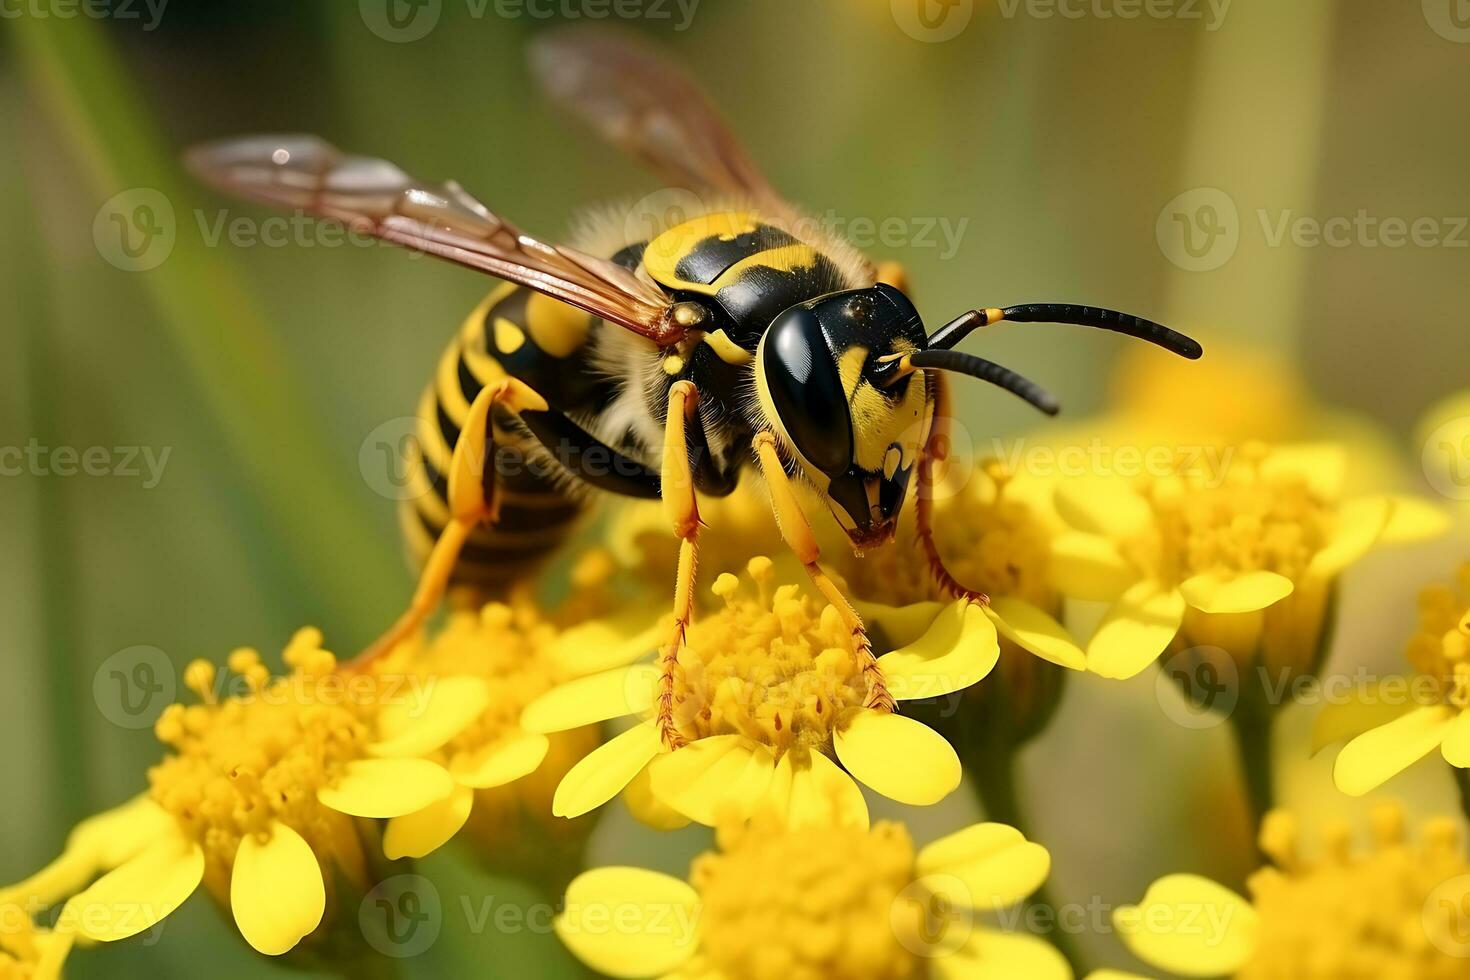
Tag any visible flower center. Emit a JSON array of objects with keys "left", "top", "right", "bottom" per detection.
[
  {"left": 1243, "top": 807, "right": 1470, "bottom": 979},
  {"left": 692, "top": 815, "right": 920, "bottom": 980},
  {"left": 1406, "top": 565, "right": 1470, "bottom": 710},
  {"left": 671, "top": 558, "right": 865, "bottom": 751},
  {"left": 1132, "top": 444, "right": 1331, "bottom": 587},
  {"left": 149, "top": 630, "right": 372, "bottom": 885}
]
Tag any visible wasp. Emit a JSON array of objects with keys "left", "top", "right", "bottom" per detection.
[{"left": 188, "top": 28, "right": 1201, "bottom": 747}]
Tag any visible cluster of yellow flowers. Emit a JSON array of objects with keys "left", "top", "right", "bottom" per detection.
[{"left": 5, "top": 347, "right": 1470, "bottom": 980}]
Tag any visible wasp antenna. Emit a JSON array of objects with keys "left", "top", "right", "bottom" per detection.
[
  {"left": 999, "top": 304, "right": 1202, "bottom": 359},
  {"left": 926, "top": 308, "right": 1005, "bottom": 350},
  {"left": 907, "top": 350, "right": 1060, "bottom": 416}
]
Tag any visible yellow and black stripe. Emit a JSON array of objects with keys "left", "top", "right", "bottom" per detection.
[{"left": 399, "top": 282, "right": 608, "bottom": 595}]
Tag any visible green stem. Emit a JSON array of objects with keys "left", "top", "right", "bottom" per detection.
[
  {"left": 1227, "top": 698, "right": 1276, "bottom": 843},
  {"left": 970, "top": 746, "right": 1087, "bottom": 974},
  {"left": 1453, "top": 766, "right": 1470, "bottom": 827}
]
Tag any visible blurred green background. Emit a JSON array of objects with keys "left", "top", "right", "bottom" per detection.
[{"left": 4, "top": 1, "right": 1470, "bottom": 975}]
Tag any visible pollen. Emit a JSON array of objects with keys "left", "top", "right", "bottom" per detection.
[
  {"left": 670, "top": 558, "right": 867, "bottom": 751},
  {"left": 1239, "top": 805, "right": 1470, "bottom": 980},
  {"left": 1138, "top": 443, "right": 1330, "bottom": 587},
  {"left": 691, "top": 812, "right": 920, "bottom": 980},
  {"left": 148, "top": 628, "right": 374, "bottom": 898},
  {"left": 837, "top": 459, "right": 1053, "bottom": 609},
  {"left": 1407, "top": 564, "right": 1470, "bottom": 711}
]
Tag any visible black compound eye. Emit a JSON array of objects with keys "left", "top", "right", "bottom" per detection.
[{"left": 762, "top": 307, "right": 853, "bottom": 477}]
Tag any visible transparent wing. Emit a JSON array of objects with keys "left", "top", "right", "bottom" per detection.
[
  {"left": 185, "top": 135, "right": 683, "bottom": 345},
  {"left": 529, "top": 27, "right": 797, "bottom": 221}
]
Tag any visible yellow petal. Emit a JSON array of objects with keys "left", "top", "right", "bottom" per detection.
[
  {"left": 1049, "top": 531, "right": 1137, "bottom": 601},
  {"left": 1261, "top": 442, "right": 1345, "bottom": 499},
  {"left": 1310, "top": 681, "right": 1416, "bottom": 754},
  {"left": 834, "top": 710, "right": 960, "bottom": 806},
  {"left": 1442, "top": 711, "right": 1470, "bottom": 768},
  {"left": 877, "top": 600, "right": 999, "bottom": 700},
  {"left": 1334, "top": 705, "right": 1456, "bottom": 796},
  {"left": 1054, "top": 478, "right": 1152, "bottom": 538},
  {"left": 317, "top": 758, "right": 455, "bottom": 818},
  {"left": 1082, "top": 973, "right": 1152, "bottom": 980},
  {"left": 556, "top": 868, "right": 701, "bottom": 979},
  {"left": 942, "top": 929, "right": 1072, "bottom": 980},
  {"left": 2, "top": 796, "right": 173, "bottom": 908},
  {"left": 984, "top": 598, "right": 1085, "bottom": 669},
  {"left": 72, "top": 834, "right": 203, "bottom": 943},
  {"left": 647, "top": 735, "right": 777, "bottom": 826},
  {"left": 553, "top": 721, "right": 662, "bottom": 819},
  {"left": 1114, "top": 874, "right": 1257, "bottom": 977},
  {"left": 31, "top": 924, "right": 75, "bottom": 980},
  {"left": 1380, "top": 494, "right": 1451, "bottom": 544},
  {"left": 621, "top": 766, "right": 693, "bottom": 831},
  {"left": 1308, "top": 496, "right": 1391, "bottom": 579},
  {"left": 450, "top": 730, "right": 550, "bottom": 788},
  {"left": 1178, "top": 570, "right": 1294, "bottom": 615},
  {"left": 230, "top": 823, "right": 325, "bottom": 955},
  {"left": 854, "top": 599, "right": 946, "bottom": 648},
  {"left": 768, "top": 750, "right": 869, "bottom": 830},
  {"left": 520, "top": 665, "right": 656, "bottom": 734},
  {"left": 369, "top": 675, "right": 490, "bottom": 758},
  {"left": 1086, "top": 582, "right": 1186, "bottom": 680},
  {"left": 917, "top": 823, "right": 1051, "bottom": 910},
  {"left": 550, "top": 610, "right": 667, "bottom": 676},
  {"left": 384, "top": 784, "right": 475, "bottom": 860}
]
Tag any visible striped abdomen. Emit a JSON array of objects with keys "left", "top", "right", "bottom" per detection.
[{"left": 399, "top": 282, "right": 609, "bottom": 596}]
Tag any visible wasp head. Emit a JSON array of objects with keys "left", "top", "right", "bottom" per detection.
[{"left": 754, "top": 284, "right": 933, "bottom": 555}]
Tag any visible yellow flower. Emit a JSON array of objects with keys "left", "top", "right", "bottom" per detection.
[
  {"left": 521, "top": 558, "right": 998, "bottom": 828},
  {"left": 1093, "top": 805, "right": 1470, "bottom": 980},
  {"left": 1318, "top": 563, "right": 1470, "bottom": 796},
  {"left": 1, "top": 901, "right": 72, "bottom": 980},
  {"left": 1050, "top": 443, "right": 1421, "bottom": 680},
  {"left": 365, "top": 580, "right": 662, "bottom": 863},
  {"left": 556, "top": 811, "right": 1066, "bottom": 980},
  {"left": 1, "top": 630, "right": 461, "bottom": 965}
]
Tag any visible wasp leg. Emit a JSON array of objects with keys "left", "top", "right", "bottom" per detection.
[
  {"left": 916, "top": 373, "right": 989, "bottom": 606},
  {"left": 656, "top": 380, "right": 702, "bottom": 750},
  {"left": 875, "top": 260, "right": 909, "bottom": 293},
  {"left": 353, "top": 378, "right": 549, "bottom": 668},
  {"left": 752, "top": 432, "right": 896, "bottom": 713}
]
